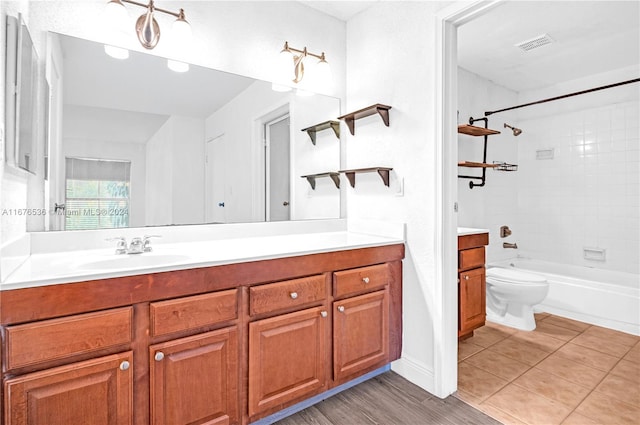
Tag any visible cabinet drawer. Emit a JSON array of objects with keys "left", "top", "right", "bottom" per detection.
[
  {"left": 5, "top": 307, "right": 133, "bottom": 371},
  {"left": 250, "top": 275, "right": 325, "bottom": 316},
  {"left": 150, "top": 289, "right": 238, "bottom": 337},
  {"left": 333, "top": 264, "right": 389, "bottom": 298},
  {"left": 459, "top": 247, "right": 485, "bottom": 271}
]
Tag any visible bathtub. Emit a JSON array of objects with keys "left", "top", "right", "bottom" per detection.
[{"left": 489, "top": 258, "right": 640, "bottom": 336}]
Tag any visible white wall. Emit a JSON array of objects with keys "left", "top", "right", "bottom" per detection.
[
  {"left": 345, "top": 1, "right": 449, "bottom": 394},
  {"left": 145, "top": 116, "right": 204, "bottom": 226},
  {"left": 457, "top": 67, "right": 519, "bottom": 263}
]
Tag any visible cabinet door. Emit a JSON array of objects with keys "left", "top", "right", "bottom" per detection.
[
  {"left": 459, "top": 267, "right": 486, "bottom": 335},
  {"left": 4, "top": 351, "right": 133, "bottom": 425},
  {"left": 150, "top": 327, "right": 238, "bottom": 425},
  {"left": 333, "top": 289, "right": 389, "bottom": 383},
  {"left": 248, "top": 306, "right": 328, "bottom": 418}
]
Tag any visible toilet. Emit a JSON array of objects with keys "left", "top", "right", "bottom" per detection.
[{"left": 485, "top": 267, "right": 549, "bottom": 331}]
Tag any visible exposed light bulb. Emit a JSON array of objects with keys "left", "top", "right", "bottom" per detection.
[
  {"left": 104, "top": 44, "right": 129, "bottom": 59},
  {"left": 172, "top": 9, "right": 192, "bottom": 45},
  {"left": 167, "top": 59, "right": 189, "bottom": 72},
  {"left": 277, "top": 43, "right": 295, "bottom": 83},
  {"left": 314, "top": 54, "right": 332, "bottom": 90},
  {"left": 103, "top": 0, "right": 129, "bottom": 32}
]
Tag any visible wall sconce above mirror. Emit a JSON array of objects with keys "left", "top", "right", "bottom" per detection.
[
  {"left": 103, "top": 0, "right": 192, "bottom": 50},
  {"left": 277, "top": 41, "right": 332, "bottom": 90}
]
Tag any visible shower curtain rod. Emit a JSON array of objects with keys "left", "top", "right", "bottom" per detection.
[{"left": 484, "top": 78, "right": 640, "bottom": 116}]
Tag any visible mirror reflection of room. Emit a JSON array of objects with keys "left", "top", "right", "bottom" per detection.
[{"left": 47, "top": 33, "right": 340, "bottom": 231}]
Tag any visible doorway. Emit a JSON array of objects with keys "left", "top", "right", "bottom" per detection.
[
  {"left": 264, "top": 114, "right": 290, "bottom": 222},
  {"left": 205, "top": 134, "right": 227, "bottom": 223}
]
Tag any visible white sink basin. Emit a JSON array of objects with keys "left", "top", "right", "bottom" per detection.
[{"left": 75, "top": 254, "right": 192, "bottom": 271}]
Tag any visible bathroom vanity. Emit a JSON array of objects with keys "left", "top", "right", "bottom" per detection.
[
  {"left": 457, "top": 228, "right": 489, "bottom": 339},
  {"left": 0, "top": 231, "right": 403, "bottom": 425}
]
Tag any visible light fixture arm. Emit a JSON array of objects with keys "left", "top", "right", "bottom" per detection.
[{"left": 121, "top": 0, "right": 183, "bottom": 19}]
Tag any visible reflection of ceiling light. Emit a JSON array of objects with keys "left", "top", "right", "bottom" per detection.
[
  {"left": 277, "top": 41, "right": 332, "bottom": 89},
  {"left": 271, "top": 83, "right": 292, "bottom": 92},
  {"left": 167, "top": 59, "right": 189, "bottom": 73},
  {"left": 295, "top": 89, "right": 315, "bottom": 97},
  {"left": 104, "top": 44, "right": 129, "bottom": 59},
  {"left": 103, "top": 0, "right": 191, "bottom": 50}
]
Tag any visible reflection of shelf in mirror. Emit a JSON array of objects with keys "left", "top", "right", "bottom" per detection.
[
  {"left": 457, "top": 124, "right": 500, "bottom": 136},
  {"left": 339, "top": 167, "right": 392, "bottom": 188},
  {"left": 301, "top": 120, "right": 340, "bottom": 145},
  {"left": 338, "top": 104, "right": 391, "bottom": 135},
  {"left": 301, "top": 172, "right": 340, "bottom": 190},
  {"left": 458, "top": 161, "right": 499, "bottom": 168}
]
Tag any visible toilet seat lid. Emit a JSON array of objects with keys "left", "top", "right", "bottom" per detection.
[{"left": 486, "top": 267, "right": 547, "bottom": 284}]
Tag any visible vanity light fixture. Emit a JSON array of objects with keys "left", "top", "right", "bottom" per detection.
[
  {"left": 278, "top": 41, "right": 332, "bottom": 88},
  {"left": 103, "top": 0, "right": 191, "bottom": 50}
]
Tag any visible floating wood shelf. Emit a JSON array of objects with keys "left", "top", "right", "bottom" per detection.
[
  {"left": 339, "top": 167, "right": 393, "bottom": 188},
  {"left": 301, "top": 120, "right": 340, "bottom": 145},
  {"left": 338, "top": 104, "right": 391, "bottom": 136},
  {"left": 301, "top": 172, "right": 340, "bottom": 190},
  {"left": 457, "top": 124, "right": 500, "bottom": 136},
  {"left": 458, "top": 161, "right": 499, "bottom": 168}
]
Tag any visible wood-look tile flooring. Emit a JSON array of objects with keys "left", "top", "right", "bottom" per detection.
[
  {"left": 275, "top": 371, "right": 501, "bottom": 425},
  {"left": 456, "top": 313, "right": 640, "bottom": 425}
]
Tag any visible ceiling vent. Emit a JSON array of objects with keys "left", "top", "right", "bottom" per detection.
[{"left": 515, "top": 34, "right": 554, "bottom": 52}]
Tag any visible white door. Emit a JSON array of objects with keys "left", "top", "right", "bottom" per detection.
[
  {"left": 265, "top": 115, "right": 290, "bottom": 221},
  {"left": 205, "top": 135, "right": 227, "bottom": 223}
]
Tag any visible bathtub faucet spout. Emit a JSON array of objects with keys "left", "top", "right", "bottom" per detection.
[{"left": 503, "top": 242, "right": 518, "bottom": 249}]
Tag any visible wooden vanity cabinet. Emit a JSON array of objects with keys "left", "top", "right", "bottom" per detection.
[
  {"left": 4, "top": 351, "right": 133, "bottom": 425},
  {"left": 150, "top": 328, "right": 238, "bottom": 425},
  {"left": 0, "top": 244, "right": 404, "bottom": 425},
  {"left": 333, "top": 290, "right": 389, "bottom": 383},
  {"left": 248, "top": 306, "right": 328, "bottom": 418},
  {"left": 458, "top": 233, "right": 489, "bottom": 339}
]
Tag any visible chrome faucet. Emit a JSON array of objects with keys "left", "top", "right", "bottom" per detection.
[
  {"left": 107, "top": 235, "right": 161, "bottom": 254},
  {"left": 503, "top": 242, "right": 518, "bottom": 249}
]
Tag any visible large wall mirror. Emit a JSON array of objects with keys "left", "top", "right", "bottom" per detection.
[{"left": 45, "top": 33, "right": 341, "bottom": 231}]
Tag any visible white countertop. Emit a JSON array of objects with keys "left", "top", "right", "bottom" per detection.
[
  {"left": 1, "top": 230, "right": 404, "bottom": 291},
  {"left": 457, "top": 227, "right": 489, "bottom": 236}
]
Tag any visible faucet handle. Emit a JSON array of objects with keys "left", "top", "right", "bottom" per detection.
[
  {"left": 106, "top": 236, "right": 127, "bottom": 254},
  {"left": 142, "top": 235, "right": 161, "bottom": 252}
]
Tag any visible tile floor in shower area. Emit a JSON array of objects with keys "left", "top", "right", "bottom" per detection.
[{"left": 456, "top": 313, "right": 640, "bottom": 425}]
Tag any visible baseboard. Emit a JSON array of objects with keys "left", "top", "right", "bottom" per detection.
[{"left": 390, "top": 355, "right": 436, "bottom": 396}]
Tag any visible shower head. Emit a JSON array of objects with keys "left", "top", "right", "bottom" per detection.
[{"left": 504, "top": 123, "right": 522, "bottom": 136}]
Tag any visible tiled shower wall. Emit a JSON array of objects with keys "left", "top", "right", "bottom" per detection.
[
  {"left": 458, "top": 67, "right": 639, "bottom": 275},
  {"left": 516, "top": 99, "right": 639, "bottom": 274}
]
